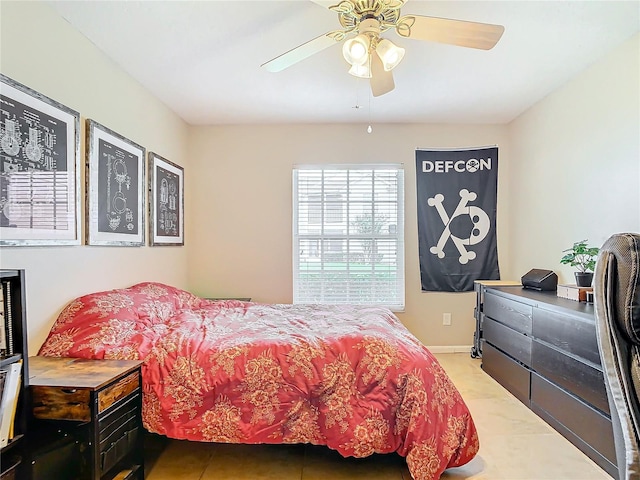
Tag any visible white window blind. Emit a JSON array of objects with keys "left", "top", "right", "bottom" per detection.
[{"left": 293, "top": 164, "right": 405, "bottom": 310}]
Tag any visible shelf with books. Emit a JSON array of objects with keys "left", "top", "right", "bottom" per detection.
[
  {"left": 0, "top": 269, "right": 29, "bottom": 479},
  {"left": 1, "top": 358, "right": 23, "bottom": 448}
]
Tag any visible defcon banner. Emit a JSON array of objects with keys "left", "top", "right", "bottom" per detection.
[{"left": 416, "top": 147, "right": 500, "bottom": 292}]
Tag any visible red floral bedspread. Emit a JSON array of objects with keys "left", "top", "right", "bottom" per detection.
[{"left": 39, "top": 282, "right": 478, "bottom": 479}]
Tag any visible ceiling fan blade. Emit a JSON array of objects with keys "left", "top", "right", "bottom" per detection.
[
  {"left": 396, "top": 15, "right": 505, "bottom": 50},
  {"left": 308, "top": 0, "right": 338, "bottom": 9},
  {"left": 370, "top": 52, "right": 395, "bottom": 97},
  {"left": 261, "top": 32, "right": 341, "bottom": 72}
]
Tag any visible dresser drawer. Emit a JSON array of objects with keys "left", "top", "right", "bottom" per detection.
[
  {"left": 482, "top": 342, "right": 531, "bottom": 405},
  {"left": 98, "top": 370, "right": 140, "bottom": 414},
  {"left": 530, "top": 373, "right": 616, "bottom": 473},
  {"left": 484, "top": 292, "right": 533, "bottom": 335},
  {"left": 484, "top": 317, "right": 532, "bottom": 367},
  {"left": 533, "top": 307, "right": 601, "bottom": 365},
  {"left": 32, "top": 369, "right": 140, "bottom": 422},
  {"left": 532, "top": 340, "right": 609, "bottom": 414},
  {"left": 32, "top": 386, "right": 92, "bottom": 421}
]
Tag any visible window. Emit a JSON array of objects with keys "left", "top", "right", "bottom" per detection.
[
  {"left": 308, "top": 194, "right": 343, "bottom": 225},
  {"left": 293, "top": 164, "right": 405, "bottom": 310}
]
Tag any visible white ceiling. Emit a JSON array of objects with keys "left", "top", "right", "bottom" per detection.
[{"left": 46, "top": 0, "right": 640, "bottom": 125}]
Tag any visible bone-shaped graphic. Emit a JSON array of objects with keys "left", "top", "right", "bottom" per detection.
[{"left": 428, "top": 189, "right": 491, "bottom": 264}]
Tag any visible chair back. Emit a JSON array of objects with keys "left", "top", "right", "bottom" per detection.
[{"left": 594, "top": 232, "right": 640, "bottom": 479}]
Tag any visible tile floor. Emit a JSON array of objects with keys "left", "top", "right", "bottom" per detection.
[{"left": 144, "top": 353, "right": 612, "bottom": 480}]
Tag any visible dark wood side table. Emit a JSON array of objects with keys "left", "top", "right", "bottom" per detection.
[{"left": 28, "top": 356, "right": 144, "bottom": 480}]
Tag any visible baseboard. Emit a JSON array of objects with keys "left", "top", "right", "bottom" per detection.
[{"left": 427, "top": 345, "right": 473, "bottom": 354}]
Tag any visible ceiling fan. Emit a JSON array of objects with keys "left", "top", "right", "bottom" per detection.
[{"left": 261, "top": 0, "right": 505, "bottom": 97}]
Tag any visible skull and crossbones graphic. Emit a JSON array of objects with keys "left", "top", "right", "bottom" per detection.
[{"left": 428, "top": 189, "right": 491, "bottom": 264}]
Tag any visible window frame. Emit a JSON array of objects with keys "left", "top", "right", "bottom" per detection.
[{"left": 292, "top": 164, "right": 405, "bottom": 311}]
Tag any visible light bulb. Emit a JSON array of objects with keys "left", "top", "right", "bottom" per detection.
[
  {"left": 367, "top": 125, "right": 373, "bottom": 134},
  {"left": 386, "top": 51, "right": 399, "bottom": 64},
  {"left": 350, "top": 43, "right": 367, "bottom": 60},
  {"left": 342, "top": 35, "right": 371, "bottom": 66},
  {"left": 376, "top": 38, "right": 405, "bottom": 71}
]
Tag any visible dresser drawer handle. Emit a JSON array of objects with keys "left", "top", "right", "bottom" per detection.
[{"left": 61, "top": 388, "right": 78, "bottom": 394}]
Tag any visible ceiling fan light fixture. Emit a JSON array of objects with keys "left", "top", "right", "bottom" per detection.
[
  {"left": 348, "top": 58, "right": 372, "bottom": 78},
  {"left": 261, "top": 0, "right": 505, "bottom": 99},
  {"left": 342, "top": 34, "right": 371, "bottom": 66},
  {"left": 376, "top": 38, "right": 405, "bottom": 71}
]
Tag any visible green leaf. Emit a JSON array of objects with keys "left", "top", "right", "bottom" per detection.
[{"left": 560, "top": 240, "right": 599, "bottom": 272}]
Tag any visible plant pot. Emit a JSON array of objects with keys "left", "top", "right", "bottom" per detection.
[{"left": 575, "top": 272, "right": 593, "bottom": 287}]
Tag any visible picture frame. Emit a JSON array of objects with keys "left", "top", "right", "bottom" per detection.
[
  {"left": 86, "top": 119, "right": 146, "bottom": 246},
  {"left": 0, "top": 74, "right": 81, "bottom": 246},
  {"left": 148, "top": 152, "right": 184, "bottom": 246}
]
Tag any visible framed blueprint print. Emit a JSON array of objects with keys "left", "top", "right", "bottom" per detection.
[
  {"left": 86, "top": 119, "right": 146, "bottom": 246},
  {"left": 0, "top": 74, "right": 81, "bottom": 246},
  {"left": 149, "top": 152, "right": 183, "bottom": 246}
]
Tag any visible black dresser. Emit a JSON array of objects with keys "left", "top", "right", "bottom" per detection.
[{"left": 481, "top": 286, "right": 616, "bottom": 478}]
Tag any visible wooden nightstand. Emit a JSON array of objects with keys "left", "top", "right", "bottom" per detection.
[{"left": 28, "top": 356, "right": 144, "bottom": 480}]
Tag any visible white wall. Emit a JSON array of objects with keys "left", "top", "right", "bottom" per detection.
[
  {"left": 0, "top": 2, "right": 190, "bottom": 353},
  {"left": 508, "top": 33, "right": 640, "bottom": 284},
  {"left": 187, "top": 124, "right": 511, "bottom": 347}
]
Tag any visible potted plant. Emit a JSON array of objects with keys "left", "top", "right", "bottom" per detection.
[{"left": 560, "top": 240, "right": 600, "bottom": 287}]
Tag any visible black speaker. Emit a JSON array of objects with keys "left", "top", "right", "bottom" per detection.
[{"left": 521, "top": 269, "right": 558, "bottom": 291}]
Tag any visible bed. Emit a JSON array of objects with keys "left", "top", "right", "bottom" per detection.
[{"left": 38, "top": 282, "right": 479, "bottom": 480}]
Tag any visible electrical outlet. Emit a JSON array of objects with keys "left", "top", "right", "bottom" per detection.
[{"left": 443, "top": 313, "right": 452, "bottom": 326}]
